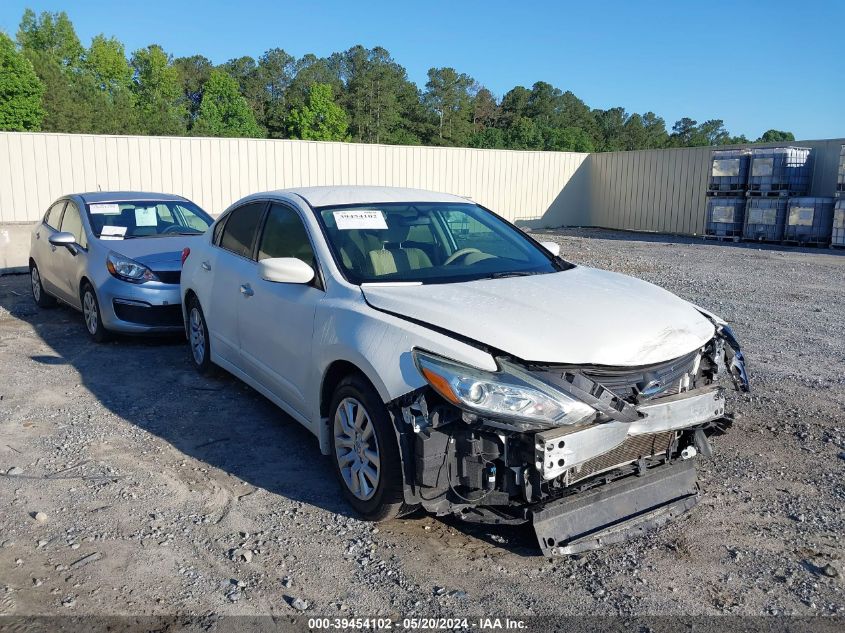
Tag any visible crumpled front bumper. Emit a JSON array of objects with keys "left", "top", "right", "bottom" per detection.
[
  {"left": 531, "top": 458, "right": 699, "bottom": 556},
  {"left": 534, "top": 386, "right": 725, "bottom": 481}
]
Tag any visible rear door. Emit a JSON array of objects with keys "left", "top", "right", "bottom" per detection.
[
  {"left": 33, "top": 200, "right": 67, "bottom": 295},
  {"left": 206, "top": 201, "right": 267, "bottom": 366},
  {"left": 237, "top": 202, "right": 322, "bottom": 420}
]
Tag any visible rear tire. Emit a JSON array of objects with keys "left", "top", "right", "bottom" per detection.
[
  {"left": 187, "top": 296, "right": 214, "bottom": 375},
  {"left": 30, "top": 263, "right": 57, "bottom": 308},
  {"left": 80, "top": 283, "right": 110, "bottom": 343},
  {"left": 329, "top": 375, "right": 405, "bottom": 521}
]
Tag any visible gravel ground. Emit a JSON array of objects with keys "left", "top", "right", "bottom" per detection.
[{"left": 0, "top": 228, "right": 843, "bottom": 619}]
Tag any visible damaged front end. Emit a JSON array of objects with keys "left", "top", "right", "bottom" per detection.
[{"left": 395, "top": 328, "right": 748, "bottom": 556}]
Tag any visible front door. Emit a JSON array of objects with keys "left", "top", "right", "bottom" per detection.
[{"left": 237, "top": 202, "right": 321, "bottom": 422}]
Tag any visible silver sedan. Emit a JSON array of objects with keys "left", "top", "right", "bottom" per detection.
[{"left": 29, "top": 191, "right": 213, "bottom": 341}]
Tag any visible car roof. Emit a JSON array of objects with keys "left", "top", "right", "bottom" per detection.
[
  {"left": 271, "top": 186, "right": 471, "bottom": 208},
  {"left": 75, "top": 191, "right": 190, "bottom": 204}
]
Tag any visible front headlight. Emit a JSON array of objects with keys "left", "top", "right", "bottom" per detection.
[
  {"left": 106, "top": 251, "right": 158, "bottom": 283},
  {"left": 413, "top": 350, "right": 596, "bottom": 430}
]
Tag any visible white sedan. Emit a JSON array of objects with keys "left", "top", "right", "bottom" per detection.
[{"left": 181, "top": 186, "right": 748, "bottom": 555}]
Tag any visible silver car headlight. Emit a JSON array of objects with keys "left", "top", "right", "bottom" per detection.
[
  {"left": 106, "top": 251, "right": 158, "bottom": 283},
  {"left": 413, "top": 350, "right": 596, "bottom": 430}
]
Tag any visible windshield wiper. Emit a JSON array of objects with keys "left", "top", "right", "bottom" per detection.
[{"left": 486, "top": 270, "right": 545, "bottom": 279}]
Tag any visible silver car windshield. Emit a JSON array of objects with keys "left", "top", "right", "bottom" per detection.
[
  {"left": 86, "top": 200, "right": 213, "bottom": 239},
  {"left": 317, "top": 202, "right": 565, "bottom": 284}
]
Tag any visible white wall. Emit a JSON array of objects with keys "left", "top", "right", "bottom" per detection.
[{"left": 0, "top": 132, "right": 590, "bottom": 225}]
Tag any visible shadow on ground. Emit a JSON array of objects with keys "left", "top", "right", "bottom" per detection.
[{"left": 0, "top": 274, "right": 540, "bottom": 554}]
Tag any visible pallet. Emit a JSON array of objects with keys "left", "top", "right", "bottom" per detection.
[
  {"left": 702, "top": 234, "right": 741, "bottom": 242},
  {"left": 746, "top": 190, "right": 799, "bottom": 198},
  {"left": 781, "top": 239, "right": 831, "bottom": 248},
  {"left": 706, "top": 184, "right": 747, "bottom": 194},
  {"left": 706, "top": 190, "right": 746, "bottom": 197}
]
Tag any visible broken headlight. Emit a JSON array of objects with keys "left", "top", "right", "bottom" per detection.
[{"left": 413, "top": 350, "right": 596, "bottom": 430}]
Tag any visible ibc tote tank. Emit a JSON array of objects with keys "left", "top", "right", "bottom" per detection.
[
  {"left": 784, "top": 197, "right": 835, "bottom": 244},
  {"left": 837, "top": 144, "right": 845, "bottom": 195},
  {"left": 708, "top": 149, "right": 751, "bottom": 192},
  {"left": 832, "top": 200, "right": 845, "bottom": 247},
  {"left": 705, "top": 197, "right": 746, "bottom": 237},
  {"left": 748, "top": 147, "right": 813, "bottom": 194},
  {"left": 743, "top": 198, "right": 789, "bottom": 241}
]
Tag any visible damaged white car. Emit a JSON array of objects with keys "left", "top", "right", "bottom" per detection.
[{"left": 181, "top": 186, "right": 749, "bottom": 555}]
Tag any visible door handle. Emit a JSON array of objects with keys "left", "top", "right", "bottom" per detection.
[
  {"left": 239, "top": 284, "right": 254, "bottom": 297},
  {"left": 201, "top": 261, "right": 211, "bottom": 271}
]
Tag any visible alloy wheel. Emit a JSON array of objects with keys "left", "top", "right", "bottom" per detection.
[
  {"left": 31, "top": 267, "right": 41, "bottom": 302},
  {"left": 189, "top": 307, "right": 206, "bottom": 365},
  {"left": 333, "top": 397, "right": 381, "bottom": 501},
  {"left": 82, "top": 290, "right": 98, "bottom": 335}
]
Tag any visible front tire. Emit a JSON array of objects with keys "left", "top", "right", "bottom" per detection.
[
  {"left": 187, "top": 296, "right": 213, "bottom": 375},
  {"left": 329, "top": 375, "right": 405, "bottom": 521},
  {"left": 81, "top": 283, "right": 110, "bottom": 343},
  {"left": 30, "top": 263, "right": 57, "bottom": 308}
]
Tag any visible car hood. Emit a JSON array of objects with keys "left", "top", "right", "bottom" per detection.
[
  {"left": 361, "top": 266, "right": 716, "bottom": 366},
  {"left": 101, "top": 235, "right": 202, "bottom": 268}
]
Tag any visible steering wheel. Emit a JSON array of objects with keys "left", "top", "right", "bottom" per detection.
[
  {"left": 444, "top": 247, "right": 482, "bottom": 266},
  {"left": 161, "top": 224, "right": 185, "bottom": 234}
]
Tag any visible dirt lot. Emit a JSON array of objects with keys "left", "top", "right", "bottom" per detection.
[{"left": 0, "top": 228, "right": 843, "bottom": 620}]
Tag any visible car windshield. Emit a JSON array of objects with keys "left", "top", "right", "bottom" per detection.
[
  {"left": 316, "top": 202, "right": 565, "bottom": 284},
  {"left": 86, "top": 200, "right": 212, "bottom": 239}
]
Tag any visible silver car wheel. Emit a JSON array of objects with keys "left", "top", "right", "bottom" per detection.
[
  {"left": 334, "top": 397, "right": 381, "bottom": 501},
  {"left": 31, "top": 267, "right": 41, "bottom": 302},
  {"left": 82, "top": 290, "right": 98, "bottom": 335},
  {"left": 189, "top": 307, "right": 206, "bottom": 365}
]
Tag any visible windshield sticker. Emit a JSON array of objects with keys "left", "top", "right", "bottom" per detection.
[
  {"left": 135, "top": 207, "right": 158, "bottom": 227},
  {"left": 89, "top": 203, "right": 121, "bottom": 215},
  {"left": 333, "top": 209, "right": 388, "bottom": 230},
  {"left": 100, "top": 225, "right": 126, "bottom": 240}
]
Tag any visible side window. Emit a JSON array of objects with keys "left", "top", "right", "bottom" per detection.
[
  {"left": 212, "top": 215, "right": 228, "bottom": 245},
  {"left": 257, "top": 203, "right": 316, "bottom": 269},
  {"left": 60, "top": 202, "right": 88, "bottom": 249},
  {"left": 219, "top": 202, "right": 265, "bottom": 259},
  {"left": 44, "top": 201, "right": 66, "bottom": 229}
]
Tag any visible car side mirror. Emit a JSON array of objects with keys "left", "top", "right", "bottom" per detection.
[
  {"left": 539, "top": 241, "right": 561, "bottom": 257},
  {"left": 258, "top": 257, "right": 315, "bottom": 284},
  {"left": 49, "top": 231, "right": 78, "bottom": 254}
]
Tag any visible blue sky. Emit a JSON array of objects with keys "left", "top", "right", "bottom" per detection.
[{"left": 2, "top": 0, "right": 843, "bottom": 140}]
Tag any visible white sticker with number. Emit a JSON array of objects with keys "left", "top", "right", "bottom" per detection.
[
  {"left": 89, "top": 203, "right": 121, "bottom": 215},
  {"left": 333, "top": 209, "right": 388, "bottom": 230}
]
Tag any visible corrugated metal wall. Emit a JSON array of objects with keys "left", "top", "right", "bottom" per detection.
[
  {"left": 0, "top": 132, "right": 589, "bottom": 224},
  {"left": 585, "top": 138, "right": 845, "bottom": 234},
  {"left": 2, "top": 131, "right": 842, "bottom": 234}
]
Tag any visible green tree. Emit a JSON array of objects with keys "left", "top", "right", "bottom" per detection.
[
  {"left": 757, "top": 129, "right": 795, "bottom": 143},
  {"left": 424, "top": 67, "right": 476, "bottom": 146},
  {"left": 0, "top": 33, "right": 44, "bottom": 131},
  {"left": 287, "top": 82, "right": 348, "bottom": 141},
  {"left": 641, "top": 112, "right": 669, "bottom": 148},
  {"left": 17, "top": 9, "right": 83, "bottom": 69},
  {"left": 335, "top": 46, "right": 422, "bottom": 145},
  {"left": 257, "top": 48, "right": 297, "bottom": 138},
  {"left": 193, "top": 70, "right": 262, "bottom": 137},
  {"left": 131, "top": 45, "right": 187, "bottom": 135},
  {"left": 173, "top": 54, "right": 212, "bottom": 125}
]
